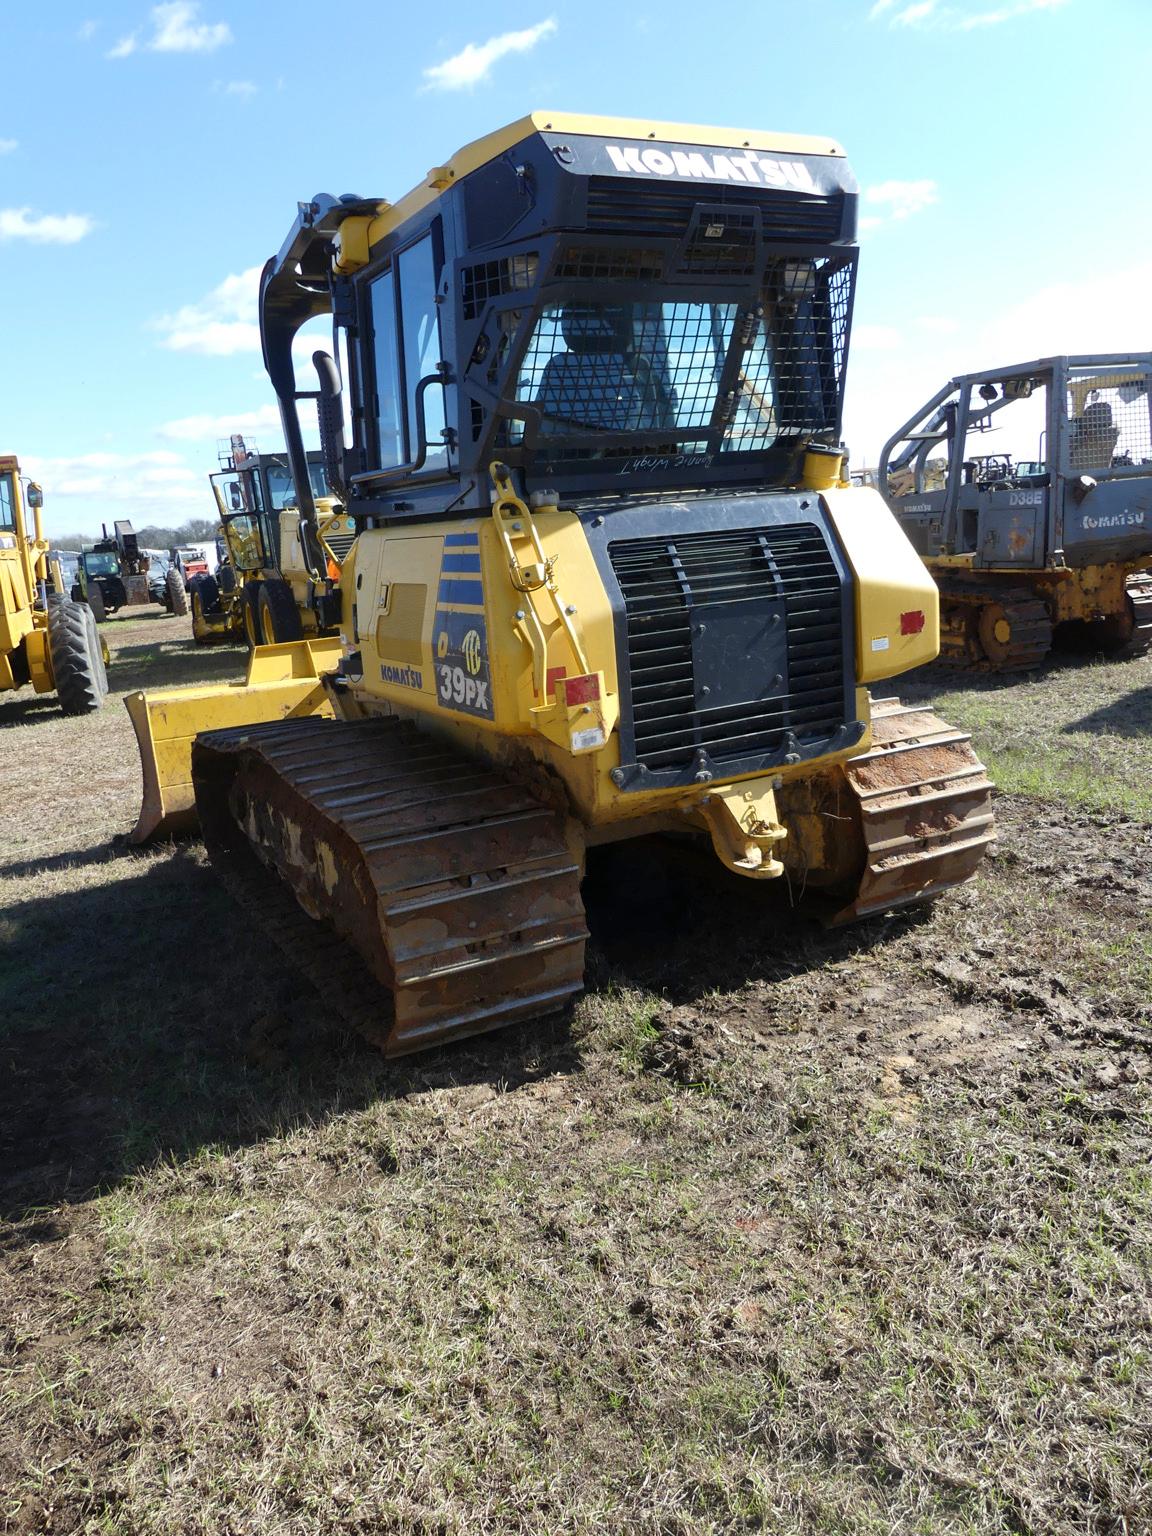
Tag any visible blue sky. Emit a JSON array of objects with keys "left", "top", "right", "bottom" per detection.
[{"left": 3, "top": 0, "right": 1149, "bottom": 537}]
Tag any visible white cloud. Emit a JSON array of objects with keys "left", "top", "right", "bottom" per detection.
[
  {"left": 0, "top": 138, "right": 17, "bottom": 155},
  {"left": 108, "top": 3, "right": 232, "bottom": 59},
  {"left": 0, "top": 207, "right": 95, "bottom": 244},
  {"left": 865, "top": 179, "right": 938, "bottom": 220},
  {"left": 216, "top": 78, "right": 257, "bottom": 97},
  {"left": 870, "top": 0, "right": 1068, "bottom": 28},
  {"left": 423, "top": 17, "right": 557, "bottom": 91},
  {"left": 77, "top": 19, "right": 99, "bottom": 40},
  {"left": 151, "top": 2, "right": 231, "bottom": 50},
  {"left": 23, "top": 450, "right": 201, "bottom": 508},
  {"left": 154, "top": 264, "right": 262, "bottom": 355},
  {"left": 158, "top": 404, "right": 281, "bottom": 441}
]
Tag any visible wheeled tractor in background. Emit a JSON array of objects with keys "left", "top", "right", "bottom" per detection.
[{"left": 1, "top": 456, "right": 108, "bottom": 715}]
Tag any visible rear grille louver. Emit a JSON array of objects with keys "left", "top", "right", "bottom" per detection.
[
  {"left": 323, "top": 530, "right": 356, "bottom": 563},
  {"left": 585, "top": 178, "right": 845, "bottom": 244},
  {"left": 609, "top": 525, "right": 847, "bottom": 775}
]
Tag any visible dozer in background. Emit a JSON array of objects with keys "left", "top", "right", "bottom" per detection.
[
  {"left": 128, "top": 112, "right": 995, "bottom": 1054},
  {"left": 1, "top": 456, "right": 108, "bottom": 714},
  {"left": 881, "top": 355, "right": 1152, "bottom": 669},
  {"left": 188, "top": 434, "right": 354, "bottom": 647}
]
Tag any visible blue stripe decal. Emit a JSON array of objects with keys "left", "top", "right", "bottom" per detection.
[
  {"left": 441, "top": 553, "right": 482, "bottom": 574},
  {"left": 444, "top": 532, "right": 479, "bottom": 548},
  {"left": 437, "top": 578, "right": 484, "bottom": 605}
]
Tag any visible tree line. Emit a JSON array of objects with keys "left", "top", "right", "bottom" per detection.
[{"left": 51, "top": 518, "right": 220, "bottom": 552}]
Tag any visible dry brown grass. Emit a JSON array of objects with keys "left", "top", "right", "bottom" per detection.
[{"left": 2, "top": 620, "right": 1151, "bottom": 1535}]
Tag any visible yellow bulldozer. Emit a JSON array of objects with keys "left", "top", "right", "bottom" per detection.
[
  {"left": 189, "top": 435, "right": 355, "bottom": 647},
  {"left": 127, "top": 112, "right": 995, "bottom": 1055},
  {"left": 1, "top": 455, "right": 109, "bottom": 714}
]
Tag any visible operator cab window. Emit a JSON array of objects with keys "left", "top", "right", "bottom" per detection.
[
  {"left": 370, "top": 269, "right": 404, "bottom": 466},
  {"left": 0, "top": 474, "right": 15, "bottom": 532},
  {"left": 397, "top": 236, "right": 449, "bottom": 474}
]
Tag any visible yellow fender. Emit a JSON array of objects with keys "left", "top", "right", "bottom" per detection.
[{"left": 125, "top": 636, "right": 342, "bottom": 843}]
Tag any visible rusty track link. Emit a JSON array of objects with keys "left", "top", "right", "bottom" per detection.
[
  {"left": 1115, "top": 572, "right": 1152, "bottom": 654},
  {"left": 939, "top": 589, "right": 1053, "bottom": 671},
  {"left": 829, "top": 697, "right": 996, "bottom": 923},
  {"left": 193, "top": 717, "right": 588, "bottom": 1056}
]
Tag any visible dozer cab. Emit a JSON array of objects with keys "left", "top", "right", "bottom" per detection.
[
  {"left": 880, "top": 355, "right": 1152, "bottom": 669},
  {"left": 1, "top": 456, "right": 109, "bottom": 714},
  {"left": 128, "top": 112, "right": 995, "bottom": 1055},
  {"left": 188, "top": 435, "right": 352, "bottom": 646}
]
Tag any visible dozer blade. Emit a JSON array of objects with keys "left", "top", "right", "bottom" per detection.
[
  {"left": 192, "top": 716, "right": 588, "bottom": 1056},
  {"left": 125, "top": 637, "right": 342, "bottom": 843}
]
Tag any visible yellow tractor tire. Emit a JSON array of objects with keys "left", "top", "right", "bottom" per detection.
[
  {"left": 244, "top": 579, "right": 303, "bottom": 647},
  {"left": 242, "top": 582, "right": 261, "bottom": 649}
]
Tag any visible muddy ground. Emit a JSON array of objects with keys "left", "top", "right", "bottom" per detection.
[{"left": 1, "top": 612, "right": 1150, "bottom": 1534}]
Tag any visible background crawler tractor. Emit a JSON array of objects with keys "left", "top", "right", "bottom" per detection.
[
  {"left": 128, "top": 112, "right": 995, "bottom": 1055},
  {"left": 1, "top": 456, "right": 108, "bottom": 716},
  {"left": 881, "top": 354, "right": 1152, "bottom": 670}
]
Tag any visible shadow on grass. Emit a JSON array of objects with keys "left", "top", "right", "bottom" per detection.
[
  {"left": 0, "top": 848, "right": 585, "bottom": 1229},
  {"left": 0, "top": 834, "right": 915, "bottom": 1231},
  {"left": 107, "top": 639, "right": 247, "bottom": 695},
  {"left": 0, "top": 693, "right": 61, "bottom": 727},
  {"left": 1061, "top": 685, "right": 1152, "bottom": 738},
  {"left": 582, "top": 835, "right": 929, "bottom": 1003}
]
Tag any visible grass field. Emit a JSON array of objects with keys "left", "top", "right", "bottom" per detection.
[{"left": 2, "top": 613, "right": 1150, "bottom": 1535}]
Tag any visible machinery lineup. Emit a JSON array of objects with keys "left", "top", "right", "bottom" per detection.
[{"left": 6, "top": 111, "right": 1151, "bottom": 1055}]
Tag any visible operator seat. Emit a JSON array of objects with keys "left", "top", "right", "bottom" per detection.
[
  {"left": 535, "top": 306, "right": 670, "bottom": 434},
  {"left": 1070, "top": 399, "right": 1119, "bottom": 469}
]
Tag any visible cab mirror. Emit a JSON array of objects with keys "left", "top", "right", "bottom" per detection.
[{"left": 26, "top": 483, "right": 43, "bottom": 509}]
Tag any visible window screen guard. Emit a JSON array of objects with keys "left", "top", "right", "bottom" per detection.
[{"left": 503, "top": 254, "right": 854, "bottom": 461}]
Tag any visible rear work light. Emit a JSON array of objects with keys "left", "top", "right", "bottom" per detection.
[{"left": 900, "top": 609, "right": 926, "bottom": 635}]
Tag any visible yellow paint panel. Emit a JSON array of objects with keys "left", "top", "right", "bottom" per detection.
[{"left": 821, "top": 486, "right": 940, "bottom": 682}]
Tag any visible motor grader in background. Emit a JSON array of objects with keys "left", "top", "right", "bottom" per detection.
[
  {"left": 880, "top": 355, "right": 1152, "bottom": 669},
  {"left": 1, "top": 456, "right": 108, "bottom": 714},
  {"left": 127, "top": 111, "right": 996, "bottom": 1056},
  {"left": 188, "top": 435, "right": 352, "bottom": 646}
]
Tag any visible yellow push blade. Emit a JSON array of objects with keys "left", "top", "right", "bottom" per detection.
[{"left": 125, "top": 637, "right": 343, "bottom": 844}]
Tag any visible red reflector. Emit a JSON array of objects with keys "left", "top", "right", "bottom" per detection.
[
  {"left": 562, "top": 673, "right": 601, "bottom": 706},
  {"left": 900, "top": 609, "right": 926, "bottom": 635},
  {"left": 546, "top": 665, "right": 567, "bottom": 696}
]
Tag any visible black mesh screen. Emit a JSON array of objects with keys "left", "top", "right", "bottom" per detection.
[
  {"left": 554, "top": 247, "right": 665, "bottom": 282},
  {"left": 461, "top": 253, "right": 538, "bottom": 320}
]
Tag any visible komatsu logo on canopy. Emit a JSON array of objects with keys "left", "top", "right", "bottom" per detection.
[{"left": 605, "top": 143, "right": 818, "bottom": 193}]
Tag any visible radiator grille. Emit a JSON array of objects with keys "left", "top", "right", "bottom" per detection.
[
  {"left": 609, "top": 524, "right": 846, "bottom": 773},
  {"left": 586, "top": 178, "right": 845, "bottom": 244}
]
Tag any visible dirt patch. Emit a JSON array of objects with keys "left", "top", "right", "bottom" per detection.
[{"left": 2, "top": 627, "right": 1152, "bottom": 1533}]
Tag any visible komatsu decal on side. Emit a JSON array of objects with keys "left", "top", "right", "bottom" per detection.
[{"left": 605, "top": 143, "right": 818, "bottom": 192}]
